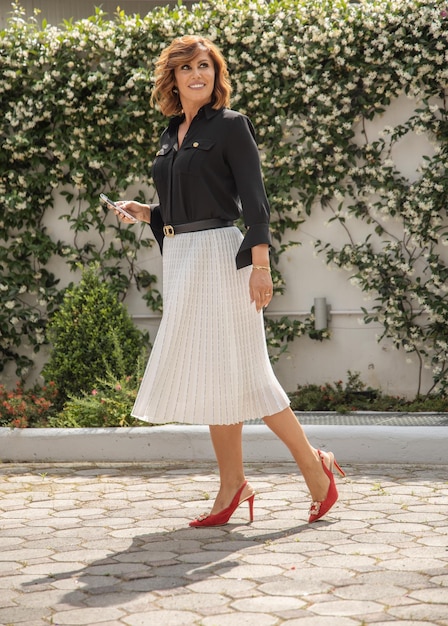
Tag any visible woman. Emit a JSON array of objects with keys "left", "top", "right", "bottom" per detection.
[{"left": 110, "top": 35, "right": 345, "bottom": 526}]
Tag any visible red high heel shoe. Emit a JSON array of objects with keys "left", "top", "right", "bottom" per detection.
[
  {"left": 308, "top": 450, "right": 346, "bottom": 523},
  {"left": 189, "top": 480, "right": 255, "bottom": 527}
]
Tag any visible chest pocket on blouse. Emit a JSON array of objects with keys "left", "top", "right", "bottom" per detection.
[
  {"left": 152, "top": 143, "right": 175, "bottom": 179},
  {"left": 179, "top": 140, "right": 215, "bottom": 174}
]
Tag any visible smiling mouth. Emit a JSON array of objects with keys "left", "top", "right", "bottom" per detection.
[{"left": 189, "top": 83, "right": 205, "bottom": 89}]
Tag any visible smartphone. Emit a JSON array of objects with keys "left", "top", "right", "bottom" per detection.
[{"left": 100, "top": 193, "right": 137, "bottom": 222}]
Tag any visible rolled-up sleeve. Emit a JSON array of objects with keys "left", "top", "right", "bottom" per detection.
[{"left": 224, "top": 114, "right": 272, "bottom": 268}]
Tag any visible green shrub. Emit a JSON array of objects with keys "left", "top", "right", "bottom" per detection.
[
  {"left": 42, "top": 264, "right": 149, "bottom": 406},
  {"left": 48, "top": 369, "right": 146, "bottom": 427},
  {"left": 3, "top": 368, "right": 447, "bottom": 429},
  {"left": 289, "top": 371, "right": 448, "bottom": 413}
]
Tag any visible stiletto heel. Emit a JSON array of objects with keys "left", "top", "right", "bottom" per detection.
[
  {"left": 327, "top": 451, "right": 346, "bottom": 477},
  {"left": 247, "top": 493, "right": 255, "bottom": 522},
  {"left": 308, "top": 450, "right": 345, "bottom": 523},
  {"left": 189, "top": 480, "right": 255, "bottom": 527}
]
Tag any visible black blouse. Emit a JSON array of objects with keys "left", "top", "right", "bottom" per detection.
[{"left": 149, "top": 104, "right": 272, "bottom": 269}]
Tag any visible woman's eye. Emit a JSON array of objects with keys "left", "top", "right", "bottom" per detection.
[{"left": 180, "top": 64, "right": 190, "bottom": 70}]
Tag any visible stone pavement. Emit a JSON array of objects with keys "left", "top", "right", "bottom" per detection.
[{"left": 0, "top": 461, "right": 447, "bottom": 626}]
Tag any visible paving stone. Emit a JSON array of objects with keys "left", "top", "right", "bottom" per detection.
[
  {"left": 19, "top": 561, "right": 88, "bottom": 576},
  {"left": 0, "top": 560, "right": 22, "bottom": 574},
  {"left": 308, "top": 553, "right": 377, "bottom": 569},
  {"left": 418, "top": 534, "right": 448, "bottom": 546},
  {"left": 280, "top": 618, "right": 358, "bottom": 626},
  {"left": 231, "top": 595, "right": 306, "bottom": 612},
  {"left": 0, "top": 589, "right": 19, "bottom": 606},
  {"left": 332, "top": 583, "right": 408, "bottom": 601},
  {"left": 430, "top": 574, "right": 448, "bottom": 586},
  {"left": 0, "top": 461, "right": 447, "bottom": 625},
  {"left": 49, "top": 549, "right": 115, "bottom": 563},
  {"left": 387, "top": 604, "right": 448, "bottom": 620},
  {"left": 241, "top": 551, "right": 307, "bottom": 567},
  {"left": 156, "top": 591, "right": 228, "bottom": 612},
  {"left": 218, "top": 563, "right": 286, "bottom": 579},
  {"left": 16, "top": 587, "right": 86, "bottom": 608},
  {"left": 366, "top": 622, "right": 442, "bottom": 626},
  {"left": 378, "top": 557, "right": 447, "bottom": 570},
  {"left": 1, "top": 621, "right": 50, "bottom": 626},
  {"left": 123, "top": 609, "right": 199, "bottom": 625},
  {"left": 51, "top": 607, "right": 127, "bottom": 624},
  {"left": 0, "top": 606, "right": 52, "bottom": 623},
  {"left": 330, "top": 541, "right": 397, "bottom": 555},
  {"left": 186, "top": 578, "right": 257, "bottom": 596},
  {"left": 200, "top": 613, "right": 278, "bottom": 625},
  {"left": 400, "top": 545, "right": 448, "bottom": 559},
  {"left": 3, "top": 547, "right": 54, "bottom": 563},
  {"left": 84, "top": 591, "right": 157, "bottom": 609},
  {"left": 284, "top": 566, "right": 357, "bottom": 588},
  {"left": 177, "top": 550, "right": 244, "bottom": 564},
  {"left": 308, "top": 599, "right": 384, "bottom": 616},
  {"left": 121, "top": 576, "right": 191, "bottom": 593},
  {"left": 258, "top": 579, "right": 333, "bottom": 596}
]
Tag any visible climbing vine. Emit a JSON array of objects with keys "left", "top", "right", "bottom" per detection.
[{"left": 1, "top": 0, "right": 448, "bottom": 396}]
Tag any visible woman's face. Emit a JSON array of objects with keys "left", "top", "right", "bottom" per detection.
[{"left": 173, "top": 48, "right": 215, "bottom": 111}]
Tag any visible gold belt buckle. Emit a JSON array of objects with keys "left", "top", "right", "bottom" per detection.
[{"left": 163, "top": 225, "right": 175, "bottom": 237}]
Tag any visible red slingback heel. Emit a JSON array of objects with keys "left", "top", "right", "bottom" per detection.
[
  {"left": 189, "top": 480, "right": 255, "bottom": 527},
  {"left": 308, "top": 450, "right": 345, "bottom": 523},
  {"left": 327, "top": 451, "right": 346, "bottom": 478}
]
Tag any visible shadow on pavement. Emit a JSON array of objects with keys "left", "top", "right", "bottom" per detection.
[{"left": 22, "top": 522, "right": 313, "bottom": 607}]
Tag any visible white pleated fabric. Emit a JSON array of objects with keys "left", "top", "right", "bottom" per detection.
[{"left": 131, "top": 226, "right": 290, "bottom": 425}]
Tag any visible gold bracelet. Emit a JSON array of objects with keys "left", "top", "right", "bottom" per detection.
[{"left": 252, "top": 265, "right": 271, "bottom": 272}]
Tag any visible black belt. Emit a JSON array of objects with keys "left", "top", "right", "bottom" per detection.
[{"left": 163, "top": 219, "right": 233, "bottom": 237}]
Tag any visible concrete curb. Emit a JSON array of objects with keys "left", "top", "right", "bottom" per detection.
[{"left": 1, "top": 424, "right": 447, "bottom": 464}]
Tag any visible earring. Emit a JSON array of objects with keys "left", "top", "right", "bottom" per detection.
[{"left": 173, "top": 87, "right": 178, "bottom": 94}]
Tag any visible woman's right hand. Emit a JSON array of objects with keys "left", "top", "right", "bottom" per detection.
[{"left": 114, "top": 200, "right": 152, "bottom": 224}]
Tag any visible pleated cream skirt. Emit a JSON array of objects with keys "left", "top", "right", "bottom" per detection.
[{"left": 131, "top": 226, "right": 290, "bottom": 425}]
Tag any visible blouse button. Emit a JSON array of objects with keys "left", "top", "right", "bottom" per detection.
[{"left": 192, "top": 142, "right": 199, "bottom": 148}]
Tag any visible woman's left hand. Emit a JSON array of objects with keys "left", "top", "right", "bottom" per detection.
[{"left": 250, "top": 268, "right": 273, "bottom": 312}]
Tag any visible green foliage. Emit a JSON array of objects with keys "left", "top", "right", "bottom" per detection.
[
  {"left": 1, "top": 0, "right": 448, "bottom": 396},
  {"left": 0, "top": 380, "right": 59, "bottom": 428},
  {"left": 4, "top": 369, "right": 447, "bottom": 429},
  {"left": 289, "top": 371, "right": 448, "bottom": 413},
  {"left": 48, "top": 370, "right": 146, "bottom": 427},
  {"left": 265, "top": 315, "right": 329, "bottom": 363},
  {"left": 42, "top": 264, "right": 149, "bottom": 405}
]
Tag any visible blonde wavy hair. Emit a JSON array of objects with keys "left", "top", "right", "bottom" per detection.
[{"left": 151, "top": 35, "right": 232, "bottom": 117}]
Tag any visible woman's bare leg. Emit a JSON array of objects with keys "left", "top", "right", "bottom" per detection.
[
  {"left": 263, "top": 406, "right": 330, "bottom": 501},
  {"left": 206, "top": 407, "right": 332, "bottom": 514},
  {"left": 207, "top": 423, "right": 254, "bottom": 514}
]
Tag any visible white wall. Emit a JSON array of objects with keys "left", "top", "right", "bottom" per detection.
[
  {"left": 257, "top": 211, "right": 434, "bottom": 397},
  {"left": 270, "top": 94, "right": 438, "bottom": 397},
  {"left": 3, "top": 93, "right": 440, "bottom": 398}
]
